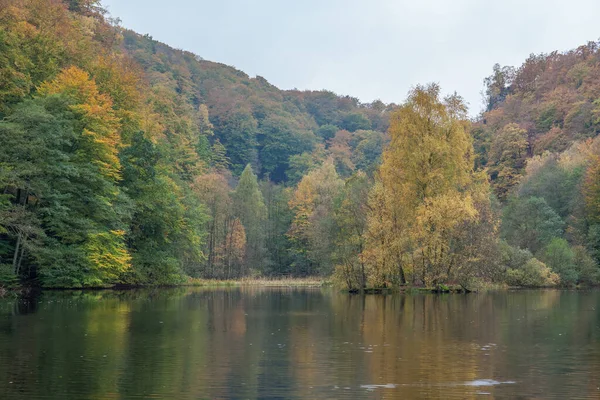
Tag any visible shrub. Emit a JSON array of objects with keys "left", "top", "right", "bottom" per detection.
[
  {"left": 505, "top": 258, "right": 560, "bottom": 287},
  {"left": 537, "top": 238, "right": 578, "bottom": 286}
]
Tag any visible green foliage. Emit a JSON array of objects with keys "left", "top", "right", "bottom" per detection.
[
  {"left": 573, "top": 245, "right": 600, "bottom": 285},
  {"left": 333, "top": 172, "right": 370, "bottom": 289},
  {"left": 286, "top": 146, "right": 326, "bottom": 185},
  {"left": 518, "top": 154, "right": 584, "bottom": 218},
  {"left": 498, "top": 240, "right": 534, "bottom": 271},
  {"left": 260, "top": 180, "right": 294, "bottom": 275},
  {"left": 119, "top": 131, "right": 196, "bottom": 285},
  {"left": 537, "top": 105, "right": 558, "bottom": 133},
  {"left": 483, "top": 63, "right": 515, "bottom": 111},
  {"left": 316, "top": 124, "right": 339, "bottom": 142},
  {"left": 4, "top": 0, "right": 600, "bottom": 290},
  {"left": 257, "top": 115, "right": 316, "bottom": 182},
  {"left": 339, "top": 112, "right": 371, "bottom": 132},
  {"left": 215, "top": 111, "right": 259, "bottom": 175},
  {"left": 505, "top": 258, "right": 559, "bottom": 287},
  {"left": 537, "top": 238, "right": 578, "bottom": 286},
  {"left": 351, "top": 130, "right": 387, "bottom": 174},
  {"left": 232, "top": 165, "right": 267, "bottom": 273},
  {"left": 501, "top": 196, "right": 564, "bottom": 253},
  {"left": 288, "top": 160, "right": 344, "bottom": 276}
]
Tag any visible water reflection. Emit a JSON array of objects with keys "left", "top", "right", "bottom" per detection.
[{"left": 0, "top": 288, "right": 599, "bottom": 399}]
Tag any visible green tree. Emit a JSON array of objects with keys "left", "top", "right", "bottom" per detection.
[
  {"left": 537, "top": 238, "right": 577, "bottom": 286},
  {"left": 316, "top": 124, "right": 339, "bottom": 142},
  {"left": 483, "top": 63, "right": 515, "bottom": 111},
  {"left": 339, "top": 112, "right": 371, "bottom": 132},
  {"left": 518, "top": 153, "right": 584, "bottom": 218},
  {"left": 192, "top": 170, "right": 233, "bottom": 278},
  {"left": 333, "top": 172, "right": 371, "bottom": 289},
  {"left": 215, "top": 111, "right": 258, "bottom": 175},
  {"left": 257, "top": 115, "right": 316, "bottom": 182},
  {"left": 260, "top": 180, "right": 294, "bottom": 275},
  {"left": 501, "top": 196, "right": 564, "bottom": 253},
  {"left": 232, "top": 164, "right": 267, "bottom": 274},
  {"left": 0, "top": 92, "right": 128, "bottom": 287},
  {"left": 120, "top": 131, "right": 200, "bottom": 284}
]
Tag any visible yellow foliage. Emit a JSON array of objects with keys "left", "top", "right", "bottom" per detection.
[
  {"left": 364, "top": 84, "right": 486, "bottom": 286},
  {"left": 84, "top": 230, "right": 131, "bottom": 284},
  {"left": 38, "top": 66, "right": 122, "bottom": 180}
]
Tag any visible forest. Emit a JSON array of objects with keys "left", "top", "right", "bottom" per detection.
[{"left": 2, "top": 0, "right": 600, "bottom": 290}]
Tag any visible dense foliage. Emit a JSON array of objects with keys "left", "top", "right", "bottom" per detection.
[
  {"left": 2, "top": 0, "right": 600, "bottom": 289},
  {"left": 473, "top": 42, "right": 600, "bottom": 288},
  {"left": 0, "top": 0, "right": 390, "bottom": 287}
]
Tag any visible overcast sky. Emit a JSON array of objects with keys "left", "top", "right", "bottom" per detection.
[{"left": 102, "top": 0, "right": 600, "bottom": 116}]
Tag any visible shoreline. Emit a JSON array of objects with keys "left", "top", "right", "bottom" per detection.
[{"left": 1, "top": 279, "right": 594, "bottom": 296}]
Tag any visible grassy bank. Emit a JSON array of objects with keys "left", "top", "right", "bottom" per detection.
[{"left": 185, "top": 276, "right": 332, "bottom": 287}]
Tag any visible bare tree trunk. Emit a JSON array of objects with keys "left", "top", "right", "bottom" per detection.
[
  {"left": 16, "top": 237, "right": 26, "bottom": 276},
  {"left": 12, "top": 233, "right": 22, "bottom": 275}
]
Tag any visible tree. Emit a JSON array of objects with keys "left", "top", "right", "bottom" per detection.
[
  {"left": 339, "top": 112, "right": 371, "bottom": 132},
  {"left": 351, "top": 130, "right": 387, "bottom": 174},
  {"left": 584, "top": 155, "right": 600, "bottom": 225},
  {"left": 537, "top": 238, "right": 577, "bottom": 286},
  {"left": 288, "top": 160, "right": 343, "bottom": 275},
  {"left": 222, "top": 218, "right": 246, "bottom": 279},
  {"left": 257, "top": 115, "right": 316, "bottom": 182},
  {"left": 501, "top": 196, "right": 564, "bottom": 254},
  {"left": 328, "top": 130, "right": 355, "bottom": 177},
  {"left": 260, "top": 180, "right": 294, "bottom": 275},
  {"left": 120, "top": 131, "right": 199, "bottom": 284},
  {"left": 316, "top": 124, "right": 338, "bottom": 142},
  {"left": 483, "top": 63, "right": 515, "bottom": 111},
  {"left": 286, "top": 145, "right": 326, "bottom": 185},
  {"left": 489, "top": 123, "right": 528, "bottom": 200},
  {"left": 210, "top": 139, "right": 230, "bottom": 171},
  {"left": 0, "top": 67, "right": 131, "bottom": 287},
  {"left": 364, "top": 84, "right": 480, "bottom": 287},
  {"left": 192, "top": 170, "right": 233, "bottom": 278},
  {"left": 333, "top": 171, "right": 371, "bottom": 289},
  {"left": 505, "top": 258, "right": 559, "bottom": 287},
  {"left": 519, "top": 152, "right": 584, "bottom": 219},
  {"left": 232, "top": 164, "right": 267, "bottom": 274},
  {"left": 214, "top": 111, "right": 258, "bottom": 175}
]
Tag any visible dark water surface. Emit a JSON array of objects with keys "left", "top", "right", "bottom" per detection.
[{"left": 1, "top": 288, "right": 599, "bottom": 399}]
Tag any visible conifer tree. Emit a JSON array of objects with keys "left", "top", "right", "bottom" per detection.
[{"left": 232, "top": 164, "right": 267, "bottom": 273}]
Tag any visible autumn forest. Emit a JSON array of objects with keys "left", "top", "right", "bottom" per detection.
[{"left": 2, "top": 0, "right": 600, "bottom": 290}]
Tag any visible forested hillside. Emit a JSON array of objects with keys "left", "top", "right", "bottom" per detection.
[
  {"left": 120, "top": 30, "right": 393, "bottom": 181},
  {"left": 0, "top": 0, "right": 390, "bottom": 287},
  {"left": 2, "top": 0, "right": 600, "bottom": 289},
  {"left": 475, "top": 41, "right": 600, "bottom": 287}
]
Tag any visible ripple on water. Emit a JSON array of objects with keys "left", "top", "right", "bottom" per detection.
[
  {"left": 360, "top": 384, "right": 397, "bottom": 390},
  {"left": 463, "top": 379, "right": 516, "bottom": 387}
]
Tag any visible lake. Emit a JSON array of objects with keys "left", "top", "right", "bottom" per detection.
[{"left": 0, "top": 288, "right": 599, "bottom": 399}]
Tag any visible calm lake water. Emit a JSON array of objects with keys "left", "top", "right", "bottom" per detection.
[{"left": 0, "top": 288, "right": 599, "bottom": 399}]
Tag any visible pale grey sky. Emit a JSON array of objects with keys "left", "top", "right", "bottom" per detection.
[{"left": 102, "top": 0, "right": 600, "bottom": 115}]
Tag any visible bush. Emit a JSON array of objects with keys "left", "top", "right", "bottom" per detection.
[
  {"left": 498, "top": 240, "right": 533, "bottom": 271},
  {"left": 537, "top": 238, "right": 578, "bottom": 286},
  {"left": 573, "top": 245, "right": 600, "bottom": 285},
  {"left": 333, "top": 261, "right": 365, "bottom": 290},
  {"left": 0, "top": 264, "right": 19, "bottom": 288},
  {"left": 505, "top": 258, "right": 560, "bottom": 287}
]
